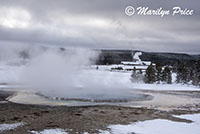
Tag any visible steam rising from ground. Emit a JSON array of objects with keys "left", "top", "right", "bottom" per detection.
[
  {"left": 0, "top": 44, "right": 43, "bottom": 62},
  {"left": 20, "top": 47, "right": 133, "bottom": 99},
  {"left": 0, "top": 44, "right": 134, "bottom": 99}
]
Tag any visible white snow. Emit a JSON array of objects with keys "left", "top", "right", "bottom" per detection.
[
  {"left": 30, "top": 129, "right": 68, "bottom": 134},
  {"left": 86, "top": 69, "right": 200, "bottom": 91},
  {"left": 0, "top": 61, "right": 199, "bottom": 92},
  {"left": 172, "top": 73, "right": 177, "bottom": 83},
  {"left": 94, "top": 63, "right": 146, "bottom": 71},
  {"left": 2, "top": 114, "right": 199, "bottom": 134},
  {"left": 100, "top": 114, "right": 200, "bottom": 134},
  {"left": 174, "top": 114, "right": 200, "bottom": 124},
  {"left": 121, "top": 61, "right": 141, "bottom": 65},
  {"left": 132, "top": 83, "right": 200, "bottom": 91},
  {"left": 0, "top": 122, "right": 23, "bottom": 132},
  {"left": 31, "top": 129, "right": 90, "bottom": 134}
]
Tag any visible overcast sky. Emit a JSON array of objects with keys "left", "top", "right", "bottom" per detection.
[{"left": 0, "top": 0, "right": 199, "bottom": 54}]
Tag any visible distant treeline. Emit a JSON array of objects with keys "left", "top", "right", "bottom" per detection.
[
  {"left": 132, "top": 60, "right": 200, "bottom": 87},
  {"left": 96, "top": 50, "right": 200, "bottom": 65}
]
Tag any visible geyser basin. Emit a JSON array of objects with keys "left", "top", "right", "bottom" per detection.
[
  {"left": 37, "top": 91, "right": 153, "bottom": 103},
  {"left": 8, "top": 89, "right": 154, "bottom": 106},
  {"left": 17, "top": 49, "right": 154, "bottom": 106}
]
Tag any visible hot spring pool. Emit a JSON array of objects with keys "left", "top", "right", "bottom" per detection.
[{"left": 37, "top": 92, "right": 153, "bottom": 103}]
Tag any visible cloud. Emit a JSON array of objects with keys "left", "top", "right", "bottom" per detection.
[{"left": 0, "top": 0, "right": 199, "bottom": 53}]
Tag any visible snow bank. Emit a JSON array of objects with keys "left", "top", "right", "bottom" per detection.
[
  {"left": 30, "top": 129, "right": 68, "bottom": 134},
  {"left": 100, "top": 114, "right": 200, "bottom": 134},
  {"left": 132, "top": 83, "right": 200, "bottom": 91},
  {"left": 30, "top": 129, "right": 92, "bottom": 134},
  {"left": 0, "top": 122, "right": 23, "bottom": 132},
  {"left": 174, "top": 114, "right": 200, "bottom": 123}
]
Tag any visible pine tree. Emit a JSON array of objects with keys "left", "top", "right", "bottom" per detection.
[
  {"left": 176, "top": 61, "right": 190, "bottom": 84},
  {"left": 156, "top": 63, "right": 162, "bottom": 84},
  {"left": 182, "top": 67, "right": 190, "bottom": 84},
  {"left": 192, "top": 60, "right": 200, "bottom": 86},
  {"left": 189, "top": 66, "right": 195, "bottom": 84},
  {"left": 162, "top": 66, "right": 172, "bottom": 84},
  {"left": 176, "top": 61, "right": 184, "bottom": 83},
  {"left": 145, "top": 64, "right": 156, "bottom": 84}
]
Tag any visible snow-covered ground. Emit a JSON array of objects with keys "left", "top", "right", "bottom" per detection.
[
  {"left": 0, "top": 62, "right": 199, "bottom": 91},
  {"left": 1, "top": 61, "right": 200, "bottom": 134},
  {"left": 132, "top": 83, "right": 200, "bottom": 91},
  {"left": 0, "top": 122, "right": 23, "bottom": 132},
  {"left": 73, "top": 69, "right": 200, "bottom": 91},
  {"left": 90, "top": 64, "right": 148, "bottom": 71},
  {"left": 4, "top": 114, "right": 198, "bottom": 134},
  {"left": 100, "top": 114, "right": 200, "bottom": 134},
  {"left": 30, "top": 129, "right": 68, "bottom": 134}
]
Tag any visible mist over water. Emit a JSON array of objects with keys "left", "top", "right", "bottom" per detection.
[
  {"left": 16, "top": 46, "right": 134, "bottom": 100},
  {"left": 0, "top": 44, "right": 136, "bottom": 100},
  {"left": 0, "top": 44, "right": 40, "bottom": 61}
]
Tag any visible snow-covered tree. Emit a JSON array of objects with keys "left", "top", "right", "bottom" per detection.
[
  {"left": 162, "top": 66, "right": 172, "bottom": 84},
  {"left": 145, "top": 64, "right": 156, "bottom": 84},
  {"left": 156, "top": 63, "right": 162, "bottom": 84}
]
